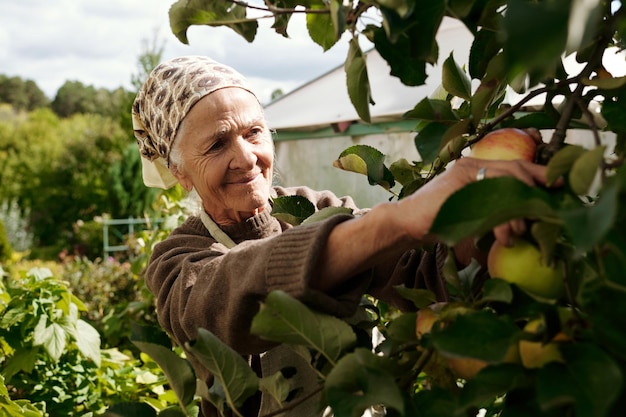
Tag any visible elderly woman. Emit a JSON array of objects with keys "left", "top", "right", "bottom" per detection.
[{"left": 132, "top": 56, "right": 552, "bottom": 417}]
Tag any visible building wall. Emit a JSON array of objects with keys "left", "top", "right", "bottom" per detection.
[{"left": 273, "top": 130, "right": 420, "bottom": 209}]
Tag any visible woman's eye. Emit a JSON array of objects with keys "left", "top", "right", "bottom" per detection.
[
  {"left": 247, "top": 128, "right": 263, "bottom": 139},
  {"left": 207, "top": 140, "right": 225, "bottom": 152}
]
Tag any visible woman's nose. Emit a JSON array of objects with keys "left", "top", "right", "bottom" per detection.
[{"left": 229, "top": 137, "right": 257, "bottom": 169}]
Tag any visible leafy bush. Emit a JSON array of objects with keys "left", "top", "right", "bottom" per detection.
[
  {"left": 67, "top": 218, "right": 105, "bottom": 261},
  {"left": 0, "top": 220, "right": 12, "bottom": 262},
  {"left": 0, "top": 266, "right": 177, "bottom": 416},
  {"left": 62, "top": 256, "right": 157, "bottom": 351}
]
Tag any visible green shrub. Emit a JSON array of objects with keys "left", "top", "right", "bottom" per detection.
[
  {"left": 62, "top": 257, "right": 157, "bottom": 351},
  {"left": 0, "top": 267, "right": 174, "bottom": 415},
  {"left": 68, "top": 218, "right": 105, "bottom": 261},
  {"left": 0, "top": 219, "right": 13, "bottom": 261}
]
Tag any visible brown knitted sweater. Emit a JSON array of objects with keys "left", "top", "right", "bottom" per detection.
[{"left": 145, "top": 186, "right": 448, "bottom": 416}]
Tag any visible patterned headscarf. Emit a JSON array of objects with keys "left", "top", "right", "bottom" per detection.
[{"left": 131, "top": 56, "right": 257, "bottom": 188}]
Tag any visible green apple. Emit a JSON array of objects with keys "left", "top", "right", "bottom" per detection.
[
  {"left": 470, "top": 128, "right": 539, "bottom": 161},
  {"left": 488, "top": 238, "right": 564, "bottom": 300}
]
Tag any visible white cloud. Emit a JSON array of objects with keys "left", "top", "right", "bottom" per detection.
[{"left": 0, "top": 0, "right": 357, "bottom": 103}]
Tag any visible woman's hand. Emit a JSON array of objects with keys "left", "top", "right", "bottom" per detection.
[{"left": 398, "top": 157, "right": 560, "bottom": 247}]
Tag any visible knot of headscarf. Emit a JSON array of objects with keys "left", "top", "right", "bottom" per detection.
[{"left": 131, "top": 56, "right": 256, "bottom": 188}]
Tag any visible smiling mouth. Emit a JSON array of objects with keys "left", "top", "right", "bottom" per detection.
[{"left": 229, "top": 172, "right": 261, "bottom": 185}]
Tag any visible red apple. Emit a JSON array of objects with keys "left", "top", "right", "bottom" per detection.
[
  {"left": 415, "top": 302, "right": 448, "bottom": 340},
  {"left": 488, "top": 238, "right": 564, "bottom": 300},
  {"left": 470, "top": 128, "right": 540, "bottom": 162}
]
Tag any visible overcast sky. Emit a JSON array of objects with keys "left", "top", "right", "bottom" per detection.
[{"left": 0, "top": 0, "right": 357, "bottom": 104}]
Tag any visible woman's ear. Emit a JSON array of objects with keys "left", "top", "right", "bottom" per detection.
[{"left": 170, "top": 164, "right": 194, "bottom": 192}]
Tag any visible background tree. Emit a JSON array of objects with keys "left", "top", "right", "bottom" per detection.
[
  {"left": 0, "top": 75, "right": 49, "bottom": 112},
  {"left": 108, "top": 143, "right": 160, "bottom": 219},
  {"left": 22, "top": 113, "right": 128, "bottom": 247},
  {"left": 51, "top": 80, "right": 98, "bottom": 117},
  {"left": 0, "top": 38, "right": 171, "bottom": 258}
]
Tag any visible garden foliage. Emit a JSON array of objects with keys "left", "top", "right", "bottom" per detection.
[
  {"left": 105, "top": 1, "right": 626, "bottom": 417},
  {"left": 2, "top": 1, "right": 626, "bottom": 416}
]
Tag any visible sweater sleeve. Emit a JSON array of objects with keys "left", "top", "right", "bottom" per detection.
[{"left": 145, "top": 213, "right": 368, "bottom": 358}]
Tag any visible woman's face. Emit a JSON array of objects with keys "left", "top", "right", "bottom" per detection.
[{"left": 172, "top": 87, "right": 274, "bottom": 225}]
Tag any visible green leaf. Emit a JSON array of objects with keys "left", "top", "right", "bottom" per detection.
[
  {"left": 132, "top": 325, "right": 197, "bottom": 407},
  {"left": 430, "top": 177, "right": 558, "bottom": 245},
  {"left": 1, "top": 348, "right": 38, "bottom": 380},
  {"left": 130, "top": 322, "right": 172, "bottom": 348},
  {"left": 559, "top": 187, "right": 618, "bottom": 253},
  {"left": 368, "top": 23, "right": 429, "bottom": 87},
  {"left": 389, "top": 158, "right": 424, "bottom": 187},
  {"left": 186, "top": 328, "right": 258, "bottom": 409},
  {"left": 306, "top": 3, "right": 340, "bottom": 51},
  {"left": 569, "top": 146, "right": 605, "bottom": 196},
  {"left": 334, "top": 144, "right": 395, "bottom": 189},
  {"left": 74, "top": 319, "right": 101, "bottom": 367},
  {"left": 546, "top": 144, "right": 587, "bottom": 186},
  {"left": 536, "top": 343, "right": 623, "bottom": 417},
  {"left": 375, "top": 0, "right": 414, "bottom": 18},
  {"left": 459, "top": 364, "right": 527, "bottom": 410},
  {"left": 503, "top": 0, "right": 570, "bottom": 75},
  {"left": 470, "top": 80, "right": 494, "bottom": 124},
  {"left": 403, "top": 98, "right": 458, "bottom": 122},
  {"left": 442, "top": 53, "right": 472, "bottom": 100},
  {"left": 306, "top": 0, "right": 343, "bottom": 51},
  {"left": 413, "top": 122, "right": 450, "bottom": 164},
  {"left": 169, "top": 0, "right": 258, "bottom": 44},
  {"left": 345, "top": 38, "right": 373, "bottom": 123},
  {"left": 431, "top": 310, "right": 520, "bottom": 362},
  {"left": 385, "top": 312, "right": 418, "bottom": 344},
  {"left": 530, "top": 221, "right": 562, "bottom": 262},
  {"left": 469, "top": 28, "right": 503, "bottom": 80},
  {"left": 481, "top": 279, "right": 514, "bottom": 304},
  {"left": 371, "top": 1, "right": 444, "bottom": 86},
  {"left": 581, "top": 282, "right": 626, "bottom": 357},
  {"left": 0, "top": 307, "right": 27, "bottom": 329},
  {"left": 409, "top": 386, "right": 460, "bottom": 416},
  {"left": 301, "top": 206, "right": 353, "bottom": 225},
  {"left": 33, "top": 316, "right": 66, "bottom": 362},
  {"left": 271, "top": 195, "right": 316, "bottom": 226},
  {"left": 378, "top": 3, "right": 437, "bottom": 51},
  {"left": 258, "top": 371, "right": 291, "bottom": 406},
  {"left": 325, "top": 348, "right": 405, "bottom": 415},
  {"left": 251, "top": 291, "right": 356, "bottom": 364},
  {"left": 392, "top": 286, "right": 437, "bottom": 309}
]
